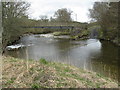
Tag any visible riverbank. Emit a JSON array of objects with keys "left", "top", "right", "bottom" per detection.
[
  {"left": 3, "top": 30, "right": 89, "bottom": 52},
  {"left": 2, "top": 56, "right": 118, "bottom": 88},
  {"left": 2, "top": 30, "right": 53, "bottom": 53},
  {"left": 52, "top": 30, "right": 89, "bottom": 40},
  {"left": 99, "top": 38, "right": 120, "bottom": 47}
]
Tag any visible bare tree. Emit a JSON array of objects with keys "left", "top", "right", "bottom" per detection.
[
  {"left": 54, "top": 8, "right": 73, "bottom": 22},
  {"left": 39, "top": 15, "right": 49, "bottom": 22},
  {"left": 2, "top": 1, "right": 30, "bottom": 19},
  {"left": 2, "top": 1, "right": 30, "bottom": 50}
]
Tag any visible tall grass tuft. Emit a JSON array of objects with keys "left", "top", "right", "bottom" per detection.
[{"left": 39, "top": 58, "right": 48, "bottom": 64}]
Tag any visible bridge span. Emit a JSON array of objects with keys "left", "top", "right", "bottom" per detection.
[{"left": 22, "top": 26, "right": 75, "bottom": 30}]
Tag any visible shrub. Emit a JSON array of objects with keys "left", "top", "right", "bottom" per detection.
[{"left": 39, "top": 58, "right": 48, "bottom": 64}]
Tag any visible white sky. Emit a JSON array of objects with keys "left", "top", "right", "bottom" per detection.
[{"left": 26, "top": 0, "right": 101, "bottom": 22}]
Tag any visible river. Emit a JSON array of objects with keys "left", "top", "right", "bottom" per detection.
[{"left": 5, "top": 34, "right": 119, "bottom": 81}]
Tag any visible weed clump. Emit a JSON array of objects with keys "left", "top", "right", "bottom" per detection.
[{"left": 39, "top": 58, "right": 48, "bottom": 64}]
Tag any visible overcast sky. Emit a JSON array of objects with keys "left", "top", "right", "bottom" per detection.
[{"left": 26, "top": 0, "right": 101, "bottom": 22}]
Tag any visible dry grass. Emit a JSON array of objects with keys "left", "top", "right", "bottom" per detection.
[{"left": 2, "top": 56, "right": 118, "bottom": 88}]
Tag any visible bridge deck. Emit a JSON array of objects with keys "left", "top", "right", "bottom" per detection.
[{"left": 22, "top": 26, "right": 74, "bottom": 29}]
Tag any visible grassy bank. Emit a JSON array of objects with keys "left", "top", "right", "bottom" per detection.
[
  {"left": 70, "top": 30, "right": 89, "bottom": 40},
  {"left": 53, "top": 31, "right": 70, "bottom": 36},
  {"left": 2, "top": 56, "right": 118, "bottom": 88},
  {"left": 52, "top": 30, "right": 89, "bottom": 40}
]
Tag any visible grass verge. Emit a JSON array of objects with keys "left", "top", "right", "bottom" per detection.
[{"left": 2, "top": 56, "right": 118, "bottom": 88}]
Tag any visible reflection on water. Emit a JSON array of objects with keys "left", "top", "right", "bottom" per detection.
[{"left": 5, "top": 34, "right": 119, "bottom": 81}]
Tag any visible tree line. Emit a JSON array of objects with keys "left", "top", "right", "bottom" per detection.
[
  {"left": 89, "top": 2, "right": 120, "bottom": 45},
  {"left": 2, "top": 1, "right": 30, "bottom": 51},
  {"left": 36, "top": 8, "right": 73, "bottom": 22}
]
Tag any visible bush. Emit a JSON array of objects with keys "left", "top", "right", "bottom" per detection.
[{"left": 39, "top": 58, "right": 48, "bottom": 64}]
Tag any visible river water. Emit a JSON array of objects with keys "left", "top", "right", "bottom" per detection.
[{"left": 5, "top": 34, "right": 119, "bottom": 81}]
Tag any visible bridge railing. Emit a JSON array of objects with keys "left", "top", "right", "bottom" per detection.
[{"left": 22, "top": 26, "right": 74, "bottom": 29}]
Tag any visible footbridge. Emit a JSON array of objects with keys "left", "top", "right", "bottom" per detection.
[{"left": 22, "top": 26, "right": 74, "bottom": 30}]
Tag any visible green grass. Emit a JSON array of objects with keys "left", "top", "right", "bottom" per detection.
[
  {"left": 31, "top": 84, "right": 46, "bottom": 88},
  {"left": 10, "top": 58, "right": 17, "bottom": 62},
  {"left": 7, "top": 80, "right": 14, "bottom": 84},
  {"left": 53, "top": 31, "right": 70, "bottom": 36},
  {"left": 2, "top": 56, "right": 118, "bottom": 88},
  {"left": 6, "top": 80, "right": 14, "bottom": 84},
  {"left": 39, "top": 58, "right": 48, "bottom": 64}
]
